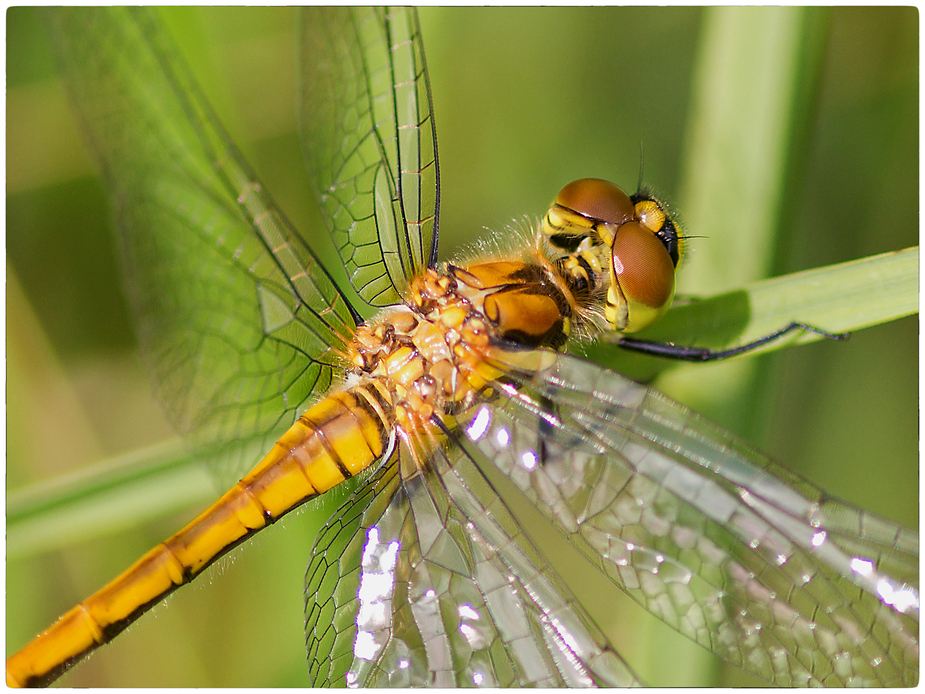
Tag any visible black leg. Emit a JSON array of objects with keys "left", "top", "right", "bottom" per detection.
[{"left": 618, "top": 322, "right": 850, "bottom": 362}]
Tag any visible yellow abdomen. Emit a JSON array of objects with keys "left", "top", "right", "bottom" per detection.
[{"left": 6, "top": 386, "right": 389, "bottom": 688}]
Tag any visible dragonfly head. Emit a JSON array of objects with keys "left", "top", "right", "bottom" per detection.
[{"left": 542, "top": 178, "right": 683, "bottom": 333}]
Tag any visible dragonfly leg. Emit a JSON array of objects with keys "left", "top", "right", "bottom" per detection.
[{"left": 618, "top": 322, "right": 850, "bottom": 362}]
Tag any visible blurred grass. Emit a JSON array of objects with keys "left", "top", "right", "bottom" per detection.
[{"left": 6, "top": 6, "right": 917, "bottom": 687}]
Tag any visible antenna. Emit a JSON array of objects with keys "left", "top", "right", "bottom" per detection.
[{"left": 636, "top": 141, "right": 645, "bottom": 193}]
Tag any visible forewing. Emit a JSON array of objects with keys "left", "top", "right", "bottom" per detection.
[
  {"left": 47, "top": 8, "right": 357, "bottom": 480},
  {"left": 304, "top": 445, "right": 640, "bottom": 687},
  {"left": 458, "top": 349, "right": 919, "bottom": 686},
  {"left": 300, "top": 7, "right": 439, "bottom": 309}
]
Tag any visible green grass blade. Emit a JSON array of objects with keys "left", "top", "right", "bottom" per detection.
[
  {"left": 7, "top": 441, "right": 215, "bottom": 558},
  {"left": 677, "top": 7, "right": 829, "bottom": 292},
  {"left": 585, "top": 247, "right": 919, "bottom": 381}
]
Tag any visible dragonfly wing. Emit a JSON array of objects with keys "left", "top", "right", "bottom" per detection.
[
  {"left": 305, "top": 444, "right": 640, "bottom": 687},
  {"left": 47, "top": 8, "right": 357, "bottom": 481},
  {"left": 300, "top": 7, "right": 439, "bottom": 310},
  {"left": 456, "top": 349, "right": 919, "bottom": 686}
]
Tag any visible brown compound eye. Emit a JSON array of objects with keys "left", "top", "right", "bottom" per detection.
[
  {"left": 554, "top": 178, "right": 635, "bottom": 226},
  {"left": 543, "top": 178, "right": 637, "bottom": 254},
  {"left": 611, "top": 221, "right": 676, "bottom": 333}
]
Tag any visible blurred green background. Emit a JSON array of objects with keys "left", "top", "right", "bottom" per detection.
[{"left": 6, "top": 7, "right": 917, "bottom": 687}]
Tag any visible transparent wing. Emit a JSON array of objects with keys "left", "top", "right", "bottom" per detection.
[
  {"left": 457, "top": 349, "right": 919, "bottom": 686},
  {"left": 47, "top": 8, "right": 358, "bottom": 480},
  {"left": 305, "top": 444, "right": 640, "bottom": 687},
  {"left": 300, "top": 7, "right": 439, "bottom": 309}
]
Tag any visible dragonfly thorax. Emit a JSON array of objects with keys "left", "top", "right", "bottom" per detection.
[{"left": 346, "top": 256, "right": 580, "bottom": 435}]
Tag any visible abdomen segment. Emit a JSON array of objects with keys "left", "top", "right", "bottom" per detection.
[{"left": 6, "top": 386, "right": 389, "bottom": 688}]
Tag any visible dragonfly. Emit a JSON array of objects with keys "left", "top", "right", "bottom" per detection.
[{"left": 7, "top": 7, "right": 918, "bottom": 688}]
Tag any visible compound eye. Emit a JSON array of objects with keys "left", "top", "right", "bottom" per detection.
[
  {"left": 612, "top": 221, "right": 676, "bottom": 333},
  {"left": 554, "top": 178, "right": 634, "bottom": 226}
]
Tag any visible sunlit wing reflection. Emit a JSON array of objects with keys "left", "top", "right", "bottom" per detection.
[
  {"left": 304, "top": 346, "right": 917, "bottom": 687},
  {"left": 306, "top": 438, "right": 642, "bottom": 687}
]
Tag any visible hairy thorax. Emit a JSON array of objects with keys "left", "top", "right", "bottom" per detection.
[{"left": 345, "top": 254, "right": 578, "bottom": 440}]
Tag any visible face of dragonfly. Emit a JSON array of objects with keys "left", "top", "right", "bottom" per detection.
[{"left": 7, "top": 7, "right": 918, "bottom": 687}]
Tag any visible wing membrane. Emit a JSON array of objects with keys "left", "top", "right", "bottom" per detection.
[
  {"left": 457, "top": 349, "right": 919, "bottom": 686},
  {"left": 305, "top": 444, "right": 640, "bottom": 687},
  {"left": 47, "top": 8, "right": 357, "bottom": 480},
  {"left": 300, "top": 7, "right": 439, "bottom": 309}
]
